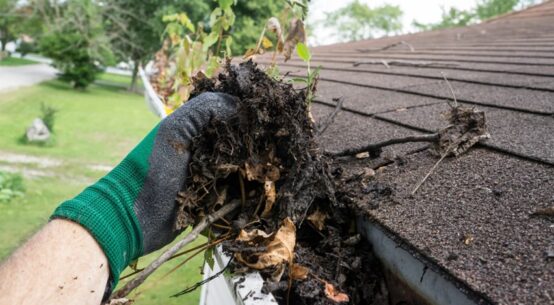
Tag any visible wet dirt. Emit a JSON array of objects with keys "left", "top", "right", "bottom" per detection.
[{"left": 174, "top": 61, "right": 388, "bottom": 305}]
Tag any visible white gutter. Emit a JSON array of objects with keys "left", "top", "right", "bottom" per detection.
[
  {"left": 139, "top": 66, "right": 167, "bottom": 119},
  {"left": 357, "top": 216, "right": 492, "bottom": 305}
]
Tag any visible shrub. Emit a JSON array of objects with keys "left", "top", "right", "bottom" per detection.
[
  {"left": 40, "top": 102, "right": 59, "bottom": 133},
  {"left": 0, "top": 171, "right": 25, "bottom": 203},
  {"left": 38, "top": 0, "right": 112, "bottom": 90},
  {"left": 16, "top": 41, "right": 36, "bottom": 57},
  {"left": 40, "top": 32, "right": 101, "bottom": 89}
]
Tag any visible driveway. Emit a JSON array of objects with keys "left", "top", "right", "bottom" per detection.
[{"left": 0, "top": 64, "right": 57, "bottom": 92}]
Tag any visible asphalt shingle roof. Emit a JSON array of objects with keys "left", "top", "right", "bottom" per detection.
[{"left": 258, "top": 2, "right": 554, "bottom": 304}]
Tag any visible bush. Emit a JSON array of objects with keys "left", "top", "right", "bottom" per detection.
[
  {"left": 0, "top": 171, "right": 25, "bottom": 203},
  {"left": 40, "top": 32, "right": 101, "bottom": 89},
  {"left": 40, "top": 102, "right": 59, "bottom": 133},
  {"left": 38, "top": 0, "right": 112, "bottom": 90},
  {"left": 16, "top": 41, "right": 36, "bottom": 57}
]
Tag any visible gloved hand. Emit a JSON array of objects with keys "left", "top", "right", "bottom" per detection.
[{"left": 51, "top": 92, "right": 238, "bottom": 288}]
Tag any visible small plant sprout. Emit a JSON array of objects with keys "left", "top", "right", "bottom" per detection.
[{"left": 295, "top": 42, "right": 320, "bottom": 105}]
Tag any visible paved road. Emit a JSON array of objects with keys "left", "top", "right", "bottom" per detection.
[{"left": 0, "top": 64, "right": 57, "bottom": 92}]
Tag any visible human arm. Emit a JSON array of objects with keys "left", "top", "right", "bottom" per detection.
[{"left": 0, "top": 219, "right": 109, "bottom": 305}]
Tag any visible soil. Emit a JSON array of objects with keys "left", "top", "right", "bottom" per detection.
[{"left": 173, "top": 61, "right": 388, "bottom": 305}]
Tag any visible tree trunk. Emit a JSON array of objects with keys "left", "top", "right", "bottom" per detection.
[{"left": 129, "top": 59, "right": 140, "bottom": 93}]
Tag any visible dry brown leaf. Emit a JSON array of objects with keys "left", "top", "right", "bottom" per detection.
[
  {"left": 243, "top": 161, "right": 280, "bottom": 182},
  {"left": 261, "top": 181, "right": 276, "bottom": 218},
  {"left": 291, "top": 264, "right": 309, "bottom": 280},
  {"left": 235, "top": 218, "right": 296, "bottom": 270},
  {"left": 324, "top": 281, "right": 350, "bottom": 303},
  {"left": 266, "top": 17, "right": 282, "bottom": 37},
  {"left": 362, "top": 168, "right": 376, "bottom": 179},
  {"left": 435, "top": 107, "right": 490, "bottom": 157},
  {"left": 236, "top": 228, "right": 272, "bottom": 242},
  {"left": 307, "top": 209, "right": 327, "bottom": 231},
  {"left": 266, "top": 17, "right": 284, "bottom": 53},
  {"left": 243, "top": 47, "right": 264, "bottom": 59},
  {"left": 283, "top": 19, "right": 306, "bottom": 61},
  {"left": 463, "top": 234, "right": 474, "bottom": 245}
]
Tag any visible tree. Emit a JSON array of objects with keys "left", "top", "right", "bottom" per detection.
[
  {"left": 103, "top": 0, "right": 286, "bottom": 91},
  {"left": 413, "top": 0, "right": 545, "bottom": 31},
  {"left": 476, "top": 0, "right": 519, "bottom": 20},
  {"left": 0, "top": 0, "right": 18, "bottom": 52},
  {"left": 103, "top": 0, "right": 212, "bottom": 91},
  {"left": 38, "top": 0, "right": 112, "bottom": 89},
  {"left": 413, "top": 7, "right": 474, "bottom": 31},
  {"left": 324, "top": 0, "right": 403, "bottom": 42}
]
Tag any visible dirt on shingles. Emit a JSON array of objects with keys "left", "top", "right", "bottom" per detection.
[
  {"left": 336, "top": 148, "right": 554, "bottom": 305},
  {"left": 172, "top": 61, "right": 388, "bottom": 305}
]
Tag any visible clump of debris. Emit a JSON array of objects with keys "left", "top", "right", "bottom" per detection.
[
  {"left": 110, "top": 61, "right": 490, "bottom": 305},
  {"left": 174, "top": 60, "right": 384, "bottom": 304}
]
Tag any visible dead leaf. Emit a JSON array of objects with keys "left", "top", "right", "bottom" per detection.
[
  {"left": 355, "top": 152, "right": 369, "bottom": 159},
  {"left": 463, "top": 234, "right": 474, "bottom": 245},
  {"left": 243, "top": 47, "right": 264, "bottom": 59},
  {"left": 261, "top": 181, "right": 276, "bottom": 218},
  {"left": 307, "top": 209, "right": 327, "bottom": 231},
  {"left": 236, "top": 228, "right": 272, "bottom": 242},
  {"left": 435, "top": 107, "right": 490, "bottom": 157},
  {"left": 262, "top": 36, "right": 273, "bottom": 49},
  {"left": 266, "top": 17, "right": 282, "bottom": 37},
  {"left": 324, "top": 281, "right": 350, "bottom": 303},
  {"left": 362, "top": 168, "right": 376, "bottom": 179},
  {"left": 243, "top": 161, "right": 280, "bottom": 182},
  {"left": 266, "top": 17, "right": 284, "bottom": 53},
  {"left": 291, "top": 264, "right": 309, "bottom": 280},
  {"left": 283, "top": 19, "right": 306, "bottom": 61},
  {"left": 235, "top": 218, "right": 296, "bottom": 270}
]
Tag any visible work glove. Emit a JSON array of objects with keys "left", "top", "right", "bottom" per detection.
[{"left": 51, "top": 92, "right": 238, "bottom": 288}]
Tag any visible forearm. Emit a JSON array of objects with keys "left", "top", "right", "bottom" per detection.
[{"left": 0, "top": 219, "right": 109, "bottom": 305}]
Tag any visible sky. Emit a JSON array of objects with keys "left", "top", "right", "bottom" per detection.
[{"left": 307, "top": 0, "right": 479, "bottom": 45}]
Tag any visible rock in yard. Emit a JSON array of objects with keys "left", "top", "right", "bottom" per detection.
[{"left": 26, "top": 118, "right": 50, "bottom": 143}]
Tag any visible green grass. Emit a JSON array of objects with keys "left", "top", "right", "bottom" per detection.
[
  {"left": 0, "top": 75, "right": 204, "bottom": 305},
  {"left": 0, "top": 56, "right": 38, "bottom": 66},
  {"left": 0, "top": 79, "right": 157, "bottom": 165}
]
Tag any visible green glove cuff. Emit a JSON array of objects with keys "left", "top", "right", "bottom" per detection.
[{"left": 51, "top": 125, "right": 159, "bottom": 287}]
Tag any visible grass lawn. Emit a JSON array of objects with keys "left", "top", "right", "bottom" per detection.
[
  {"left": 0, "top": 56, "right": 38, "bottom": 66},
  {"left": 0, "top": 75, "right": 204, "bottom": 305}
]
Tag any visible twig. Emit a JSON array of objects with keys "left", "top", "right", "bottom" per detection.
[
  {"left": 109, "top": 200, "right": 241, "bottom": 300},
  {"left": 410, "top": 152, "right": 448, "bottom": 195},
  {"left": 353, "top": 60, "right": 458, "bottom": 69},
  {"left": 328, "top": 134, "right": 439, "bottom": 157},
  {"left": 238, "top": 174, "right": 246, "bottom": 207},
  {"left": 171, "top": 258, "right": 234, "bottom": 297},
  {"left": 357, "top": 41, "right": 415, "bottom": 53},
  {"left": 441, "top": 72, "right": 458, "bottom": 108},
  {"left": 316, "top": 98, "right": 344, "bottom": 136}
]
